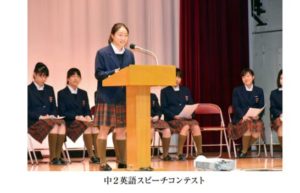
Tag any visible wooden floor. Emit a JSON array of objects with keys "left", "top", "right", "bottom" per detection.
[{"left": 28, "top": 153, "right": 282, "bottom": 171}]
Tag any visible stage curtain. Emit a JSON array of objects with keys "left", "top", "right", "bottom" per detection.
[{"left": 179, "top": 0, "right": 249, "bottom": 151}]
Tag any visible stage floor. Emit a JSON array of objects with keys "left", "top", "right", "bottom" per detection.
[{"left": 28, "top": 153, "right": 282, "bottom": 171}]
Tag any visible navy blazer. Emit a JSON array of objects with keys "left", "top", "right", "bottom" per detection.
[
  {"left": 151, "top": 93, "right": 162, "bottom": 118},
  {"left": 270, "top": 89, "right": 282, "bottom": 120},
  {"left": 232, "top": 85, "right": 265, "bottom": 123},
  {"left": 161, "top": 86, "right": 194, "bottom": 121},
  {"left": 57, "top": 87, "right": 91, "bottom": 124},
  {"left": 28, "top": 82, "right": 57, "bottom": 127},
  {"left": 94, "top": 44, "right": 135, "bottom": 104}
]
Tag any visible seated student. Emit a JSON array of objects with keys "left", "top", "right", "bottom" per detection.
[
  {"left": 270, "top": 70, "right": 283, "bottom": 146},
  {"left": 228, "top": 68, "right": 265, "bottom": 158},
  {"left": 151, "top": 93, "right": 173, "bottom": 161},
  {"left": 58, "top": 68, "right": 100, "bottom": 164},
  {"left": 161, "top": 68, "right": 203, "bottom": 161},
  {"left": 28, "top": 62, "right": 66, "bottom": 165}
]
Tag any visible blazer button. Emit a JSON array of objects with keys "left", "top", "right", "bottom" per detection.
[{"left": 43, "top": 106, "right": 46, "bottom": 108}]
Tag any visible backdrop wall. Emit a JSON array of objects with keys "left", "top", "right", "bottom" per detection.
[{"left": 28, "top": 0, "right": 179, "bottom": 150}]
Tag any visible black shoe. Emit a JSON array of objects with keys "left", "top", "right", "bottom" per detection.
[
  {"left": 239, "top": 152, "right": 247, "bottom": 158},
  {"left": 90, "top": 156, "right": 100, "bottom": 164},
  {"left": 99, "top": 164, "right": 112, "bottom": 171},
  {"left": 162, "top": 154, "right": 173, "bottom": 161},
  {"left": 178, "top": 154, "right": 186, "bottom": 161},
  {"left": 139, "top": 167, "right": 154, "bottom": 171},
  {"left": 50, "top": 158, "right": 64, "bottom": 165},
  {"left": 59, "top": 158, "right": 67, "bottom": 165},
  {"left": 118, "top": 163, "right": 127, "bottom": 169},
  {"left": 50, "top": 158, "right": 59, "bottom": 165}
]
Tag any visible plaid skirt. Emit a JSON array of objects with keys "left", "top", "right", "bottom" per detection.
[
  {"left": 271, "top": 117, "right": 282, "bottom": 132},
  {"left": 67, "top": 120, "right": 95, "bottom": 142},
  {"left": 168, "top": 119, "right": 199, "bottom": 133},
  {"left": 227, "top": 119, "right": 265, "bottom": 140},
  {"left": 151, "top": 120, "right": 170, "bottom": 130},
  {"left": 28, "top": 119, "right": 65, "bottom": 143},
  {"left": 94, "top": 103, "right": 126, "bottom": 128}
]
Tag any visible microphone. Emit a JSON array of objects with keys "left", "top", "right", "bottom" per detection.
[{"left": 129, "top": 43, "right": 159, "bottom": 64}]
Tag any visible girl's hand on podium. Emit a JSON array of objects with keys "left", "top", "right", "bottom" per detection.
[{"left": 115, "top": 68, "right": 120, "bottom": 73}]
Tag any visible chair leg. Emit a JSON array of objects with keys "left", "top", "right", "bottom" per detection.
[
  {"left": 223, "top": 130, "right": 231, "bottom": 158},
  {"left": 256, "top": 136, "right": 268, "bottom": 157},
  {"left": 263, "top": 139, "right": 268, "bottom": 157},
  {"left": 151, "top": 131, "right": 155, "bottom": 158},
  {"left": 217, "top": 130, "right": 223, "bottom": 157},
  {"left": 270, "top": 132, "right": 274, "bottom": 157},
  {"left": 232, "top": 141, "right": 237, "bottom": 158},
  {"left": 32, "top": 148, "right": 38, "bottom": 164},
  {"left": 28, "top": 135, "right": 38, "bottom": 164},
  {"left": 81, "top": 145, "right": 86, "bottom": 162},
  {"left": 157, "top": 131, "right": 162, "bottom": 158},
  {"left": 186, "top": 133, "right": 190, "bottom": 158},
  {"left": 28, "top": 149, "right": 34, "bottom": 165},
  {"left": 263, "top": 143, "right": 268, "bottom": 157},
  {"left": 189, "top": 134, "right": 192, "bottom": 156},
  {"left": 228, "top": 139, "right": 232, "bottom": 156},
  {"left": 63, "top": 142, "right": 71, "bottom": 164},
  {"left": 190, "top": 133, "right": 195, "bottom": 158},
  {"left": 257, "top": 137, "right": 261, "bottom": 157},
  {"left": 190, "top": 135, "right": 196, "bottom": 158}
]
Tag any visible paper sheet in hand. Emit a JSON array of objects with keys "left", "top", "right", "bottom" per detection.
[
  {"left": 49, "top": 115, "right": 65, "bottom": 120},
  {"left": 244, "top": 106, "right": 265, "bottom": 118},
  {"left": 178, "top": 104, "right": 199, "bottom": 119}
]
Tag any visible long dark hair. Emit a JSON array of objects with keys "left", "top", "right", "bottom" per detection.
[{"left": 108, "top": 23, "right": 129, "bottom": 44}]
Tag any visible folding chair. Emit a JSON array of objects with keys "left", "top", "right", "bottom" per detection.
[
  {"left": 28, "top": 133, "right": 71, "bottom": 164},
  {"left": 151, "top": 129, "right": 163, "bottom": 158},
  {"left": 228, "top": 105, "right": 267, "bottom": 158},
  {"left": 64, "top": 140, "right": 85, "bottom": 163},
  {"left": 227, "top": 105, "right": 240, "bottom": 158},
  {"left": 28, "top": 134, "right": 38, "bottom": 164},
  {"left": 270, "top": 127, "right": 282, "bottom": 158},
  {"left": 191, "top": 103, "right": 231, "bottom": 158},
  {"left": 64, "top": 105, "right": 99, "bottom": 162}
]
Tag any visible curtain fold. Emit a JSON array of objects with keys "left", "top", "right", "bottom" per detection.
[{"left": 180, "top": 0, "right": 249, "bottom": 151}]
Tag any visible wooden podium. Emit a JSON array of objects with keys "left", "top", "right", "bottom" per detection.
[{"left": 103, "top": 65, "right": 175, "bottom": 170}]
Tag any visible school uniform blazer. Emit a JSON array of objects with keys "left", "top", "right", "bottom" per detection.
[
  {"left": 151, "top": 93, "right": 162, "bottom": 118},
  {"left": 28, "top": 82, "right": 57, "bottom": 127},
  {"left": 57, "top": 87, "right": 91, "bottom": 125},
  {"left": 160, "top": 86, "right": 194, "bottom": 122},
  {"left": 94, "top": 44, "right": 135, "bottom": 104},
  {"left": 232, "top": 85, "right": 265, "bottom": 124},
  {"left": 270, "top": 88, "right": 282, "bottom": 120}
]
